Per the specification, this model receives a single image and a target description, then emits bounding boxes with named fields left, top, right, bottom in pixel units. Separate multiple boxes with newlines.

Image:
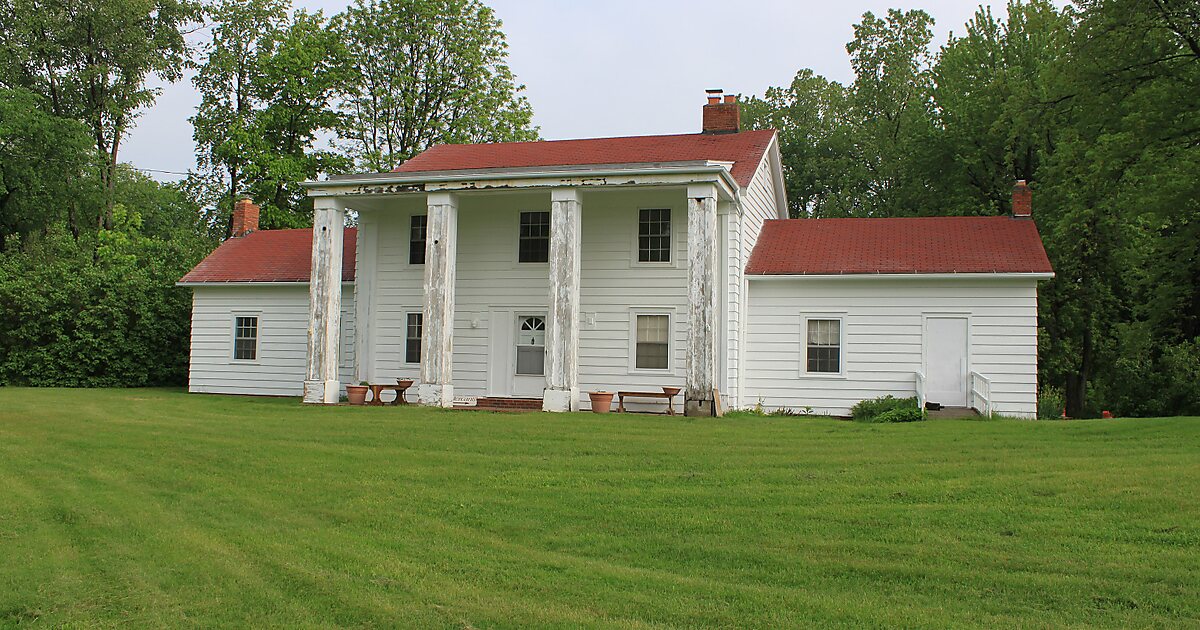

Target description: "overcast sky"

left=124, top=0, right=1023, bottom=180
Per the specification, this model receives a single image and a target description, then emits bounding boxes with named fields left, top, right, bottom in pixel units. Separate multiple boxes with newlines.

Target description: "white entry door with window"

left=925, top=316, right=969, bottom=407
left=512, top=314, right=546, bottom=397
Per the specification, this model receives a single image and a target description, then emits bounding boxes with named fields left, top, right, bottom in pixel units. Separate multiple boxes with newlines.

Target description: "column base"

left=303, top=379, right=341, bottom=404
left=685, top=398, right=716, bottom=417
left=542, top=387, right=579, bottom=412
left=418, top=383, right=454, bottom=407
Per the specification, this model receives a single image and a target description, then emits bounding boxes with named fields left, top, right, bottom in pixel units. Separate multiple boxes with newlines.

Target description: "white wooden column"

left=685, top=183, right=719, bottom=416
left=543, top=188, right=582, bottom=412
left=353, top=212, right=378, bottom=383
left=418, top=192, right=458, bottom=407
left=303, top=197, right=346, bottom=404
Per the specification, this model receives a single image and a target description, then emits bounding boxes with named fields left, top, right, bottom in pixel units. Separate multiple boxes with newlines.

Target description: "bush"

left=870, top=406, right=925, bottom=423
left=851, top=395, right=921, bottom=422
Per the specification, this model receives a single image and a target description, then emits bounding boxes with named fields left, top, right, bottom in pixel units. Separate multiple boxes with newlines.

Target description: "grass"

left=0, top=388, right=1197, bottom=628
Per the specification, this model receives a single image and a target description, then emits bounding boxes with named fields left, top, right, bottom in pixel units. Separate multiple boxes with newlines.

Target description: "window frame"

left=408, top=214, right=427, bottom=266
left=633, top=207, right=674, bottom=266
left=231, top=313, right=261, bottom=363
left=517, top=210, right=551, bottom=264
left=800, top=314, right=847, bottom=377
left=627, top=309, right=674, bottom=374
left=404, top=312, right=422, bottom=364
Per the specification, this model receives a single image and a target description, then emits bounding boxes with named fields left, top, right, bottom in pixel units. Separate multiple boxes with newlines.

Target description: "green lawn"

left=0, top=389, right=1196, bottom=628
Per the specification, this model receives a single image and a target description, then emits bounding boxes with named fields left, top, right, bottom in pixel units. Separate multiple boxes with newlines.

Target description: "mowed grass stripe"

left=0, top=388, right=1196, bottom=627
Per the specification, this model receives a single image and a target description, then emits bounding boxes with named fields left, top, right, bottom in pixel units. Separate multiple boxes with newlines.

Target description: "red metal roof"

left=746, top=217, right=1053, bottom=275
left=393, top=130, right=776, bottom=187
left=179, top=228, right=356, bottom=284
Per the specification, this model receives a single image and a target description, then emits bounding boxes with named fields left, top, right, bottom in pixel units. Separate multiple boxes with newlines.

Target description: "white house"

left=179, top=91, right=1054, bottom=417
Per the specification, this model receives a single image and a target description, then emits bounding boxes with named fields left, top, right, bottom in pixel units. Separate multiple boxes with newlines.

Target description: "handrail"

left=914, top=371, right=926, bottom=411
left=969, top=371, right=992, bottom=416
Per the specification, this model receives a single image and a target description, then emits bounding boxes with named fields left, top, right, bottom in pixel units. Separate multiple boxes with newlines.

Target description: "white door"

left=926, top=317, right=968, bottom=407
left=512, top=314, right=546, bottom=397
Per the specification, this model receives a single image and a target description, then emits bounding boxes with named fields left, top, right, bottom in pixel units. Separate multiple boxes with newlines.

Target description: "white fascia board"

left=746, top=272, right=1055, bottom=281
left=304, top=162, right=740, bottom=200
left=176, top=281, right=357, bottom=287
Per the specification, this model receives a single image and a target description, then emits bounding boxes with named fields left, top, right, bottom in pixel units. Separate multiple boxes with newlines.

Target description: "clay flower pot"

left=660, top=386, right=682, bottom=397
left=346, top=384, right=369, bottom=406
left=589, top=391, right=614, bottom=413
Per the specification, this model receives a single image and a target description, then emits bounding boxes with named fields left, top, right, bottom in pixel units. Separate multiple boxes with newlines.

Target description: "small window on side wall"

left=638, top=208, right=671, bottom=262
left=806, top=318, right=841, bottom=373
left=409, top=215, right=427, bottom=265
left=234, top=316, right=258, bottom=361
left=518, top=211, right=550, bottom=263
left=635, top=314, right=670, bottom=370
left=405, top=313, right=422, bottom=363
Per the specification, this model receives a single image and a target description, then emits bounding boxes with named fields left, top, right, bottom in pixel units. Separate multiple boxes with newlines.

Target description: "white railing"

left=969, top=371, right=992, bottom=416
left=915, top=371, right=926, bottom=411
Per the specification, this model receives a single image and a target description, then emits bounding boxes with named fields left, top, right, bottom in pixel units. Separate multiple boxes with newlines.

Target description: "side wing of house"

left=742, top=277, right=1040, bottom=417
left=187, top=285, right=355, bottom=397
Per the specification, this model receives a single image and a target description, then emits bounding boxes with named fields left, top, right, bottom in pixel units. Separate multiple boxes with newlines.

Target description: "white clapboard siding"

left=370, top=188, right=702, bottom=411
left=187, top=285, right=355, bottom=397
left=743, top=277, right=1040, bottom=417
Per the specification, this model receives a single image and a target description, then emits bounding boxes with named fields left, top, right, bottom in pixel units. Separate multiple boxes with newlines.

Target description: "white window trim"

left=799, top=312, right=847, bottom=378
left=630, top=207, right=678, bottom=268
left=515, top=209, right=551, bottom=266
left=230, top=312, right=262, bottom=364
left=404, top=311, right=422, bottom=365
left=628, top=308, right=676, bottom=375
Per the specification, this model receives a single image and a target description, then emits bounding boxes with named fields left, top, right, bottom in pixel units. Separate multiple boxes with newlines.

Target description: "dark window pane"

left=806, top=347, right=840, bottom=373
left=234, top=316, right=257, bottom=360
left=518, top=211, right=550, bottom=263
left=405, top=313, right=422, bottom=363
left=516, top=346, right=544, bottom=375
left=409, top=215, right=427, bottom=265
left=638, top=208, right=670, bottom=262
left=635, top=342, right=669, bottom=370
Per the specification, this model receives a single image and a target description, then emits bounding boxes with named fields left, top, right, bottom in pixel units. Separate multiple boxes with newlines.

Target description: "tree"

left=334, top=0, right=537, bottom=172
left=0, top=0, right=201, bottom=229
left=0, top=88, right=96, bottom=249
left=193, top=2, right=350, bottom=230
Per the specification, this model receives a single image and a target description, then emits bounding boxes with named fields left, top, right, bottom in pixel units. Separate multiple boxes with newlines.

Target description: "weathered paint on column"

left=353, top=213, right=377, bottom=383
left=543, top=188, right=582, bottom=412
left=418, top=192, right=457, bottom=407
left=303, top=197, right=346, bottom=404
left=685, top=184, right=719, bottom=416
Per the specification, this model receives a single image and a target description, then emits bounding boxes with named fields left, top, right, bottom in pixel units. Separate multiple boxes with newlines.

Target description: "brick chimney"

left=1012, top=180, right=1032, bottom=218
left=231, top=196, right=260, bottom=237
left=702, top=89, right=740, bottom=134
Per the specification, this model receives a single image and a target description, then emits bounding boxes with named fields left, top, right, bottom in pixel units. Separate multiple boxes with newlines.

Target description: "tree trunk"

left=1065, top=325, right=1093, bottom=417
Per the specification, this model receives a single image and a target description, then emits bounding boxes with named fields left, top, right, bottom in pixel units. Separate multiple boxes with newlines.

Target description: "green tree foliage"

left=0, top=88, right=96, bottom=249
left=192, top=0, right=348, bottom=231
left=745, top=0, right=1200, bottom=416
left=334, top=0, right=538, bottom=172
left=0, top=0, right=201, bottom=228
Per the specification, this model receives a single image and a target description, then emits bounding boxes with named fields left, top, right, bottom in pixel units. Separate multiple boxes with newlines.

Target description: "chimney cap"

left=705, top=88, right=723, bottom=95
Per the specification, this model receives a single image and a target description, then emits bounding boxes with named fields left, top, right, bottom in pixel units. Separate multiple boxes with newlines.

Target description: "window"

left=409, top=214, right=427, bottom=265
left=405, top=313, right=422, bottom=364
left=635, top=314, right=670, bottom=370
left=638, top=208, right=671, bottom=262
left=518, top=211, right=550, bottom=263
left=234, top=316, right=258, bottom=361
left=806, top=318, right=841, bottom=373
left=516, top=315, right=545, bottom=375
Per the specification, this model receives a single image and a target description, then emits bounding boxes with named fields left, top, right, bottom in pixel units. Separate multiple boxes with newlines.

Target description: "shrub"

left=851, top=395, right=920, bottom=421
left=870, top=406, right=925, bottom=423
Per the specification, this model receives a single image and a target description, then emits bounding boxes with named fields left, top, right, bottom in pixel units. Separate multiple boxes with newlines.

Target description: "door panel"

left=926, top=317, right=968, bottom=407
left=512, top=314, right=546, bottom=397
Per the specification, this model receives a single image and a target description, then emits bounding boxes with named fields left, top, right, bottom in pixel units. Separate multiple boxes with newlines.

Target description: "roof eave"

left=746, top=272, right=1056, bottom=280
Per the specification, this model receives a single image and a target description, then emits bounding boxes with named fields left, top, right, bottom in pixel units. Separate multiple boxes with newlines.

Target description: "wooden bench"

left=617, top=390, right=679, bottom=415
left=367, top=381, right=413, bottom=406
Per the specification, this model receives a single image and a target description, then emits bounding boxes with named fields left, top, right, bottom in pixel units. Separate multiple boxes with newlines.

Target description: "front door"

left=926, top=317, right=968, bottom=407
left=512, top=314, right=546, bottom=397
